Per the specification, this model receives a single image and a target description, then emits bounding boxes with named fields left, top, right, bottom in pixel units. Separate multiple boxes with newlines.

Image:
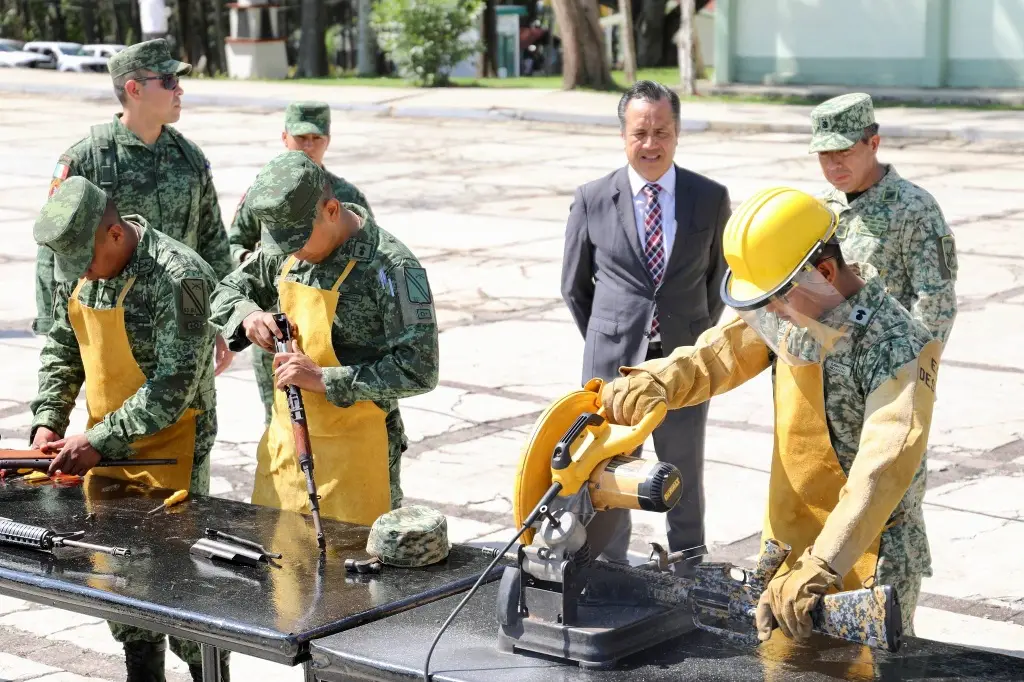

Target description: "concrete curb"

left=5, top=80, right=1024, bottom=143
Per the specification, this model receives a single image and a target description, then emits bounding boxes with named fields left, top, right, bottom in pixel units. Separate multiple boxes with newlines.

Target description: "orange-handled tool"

left=147, top=490, right=188, bottom=515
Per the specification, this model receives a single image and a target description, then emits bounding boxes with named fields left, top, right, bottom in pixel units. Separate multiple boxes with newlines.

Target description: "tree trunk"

left=635, top=0, right=665, bottom=68
left=296, top=0, right=328, bottom=77
left=210, top=0, right=226, bottom=74
left=175, top=0, right=190, bottom=61
left=551, top=0, right=612, bottom=91
left=618, top=0, right=637, bottom=84
left=356, top=0, right=374, bottom=75
left=477, top=0, right=497, bottom=78
left=676, top=0, right=694, bottom=95
left=80, top=0, right=96, bottom=43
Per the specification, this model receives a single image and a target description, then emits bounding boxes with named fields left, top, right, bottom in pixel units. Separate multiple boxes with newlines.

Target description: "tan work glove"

left=755, top=548, right=841, bottom=642
left=599, top=372, right=668, bottom=426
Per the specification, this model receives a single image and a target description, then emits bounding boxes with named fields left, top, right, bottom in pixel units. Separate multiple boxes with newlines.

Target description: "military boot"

left=188, top=659, right=230, bottom=682
left=123, top=639, right=166, bottom=682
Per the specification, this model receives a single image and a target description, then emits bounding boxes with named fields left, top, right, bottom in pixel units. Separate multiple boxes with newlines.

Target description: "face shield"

left=722, top=250, right=854, bottom=366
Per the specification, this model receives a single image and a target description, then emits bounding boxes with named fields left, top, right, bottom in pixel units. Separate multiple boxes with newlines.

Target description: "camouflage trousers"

left=108, top=409, right=230, bottom=672
left=252, top=346, right=275, bottom=427
left=875, top=553, right=925, bottom=637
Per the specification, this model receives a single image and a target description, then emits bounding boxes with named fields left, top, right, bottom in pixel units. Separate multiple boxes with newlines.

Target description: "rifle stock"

left=273, top=313, right=326, bottom=550
left=691, top=538, right=902, bottom=652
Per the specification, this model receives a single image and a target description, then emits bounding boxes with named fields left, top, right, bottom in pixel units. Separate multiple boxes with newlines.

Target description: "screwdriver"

left=147, top=490, right=188, bottom=515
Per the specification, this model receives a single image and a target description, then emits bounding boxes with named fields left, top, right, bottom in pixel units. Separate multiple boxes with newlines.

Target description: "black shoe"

left=124, top=640, right=167, bottom=682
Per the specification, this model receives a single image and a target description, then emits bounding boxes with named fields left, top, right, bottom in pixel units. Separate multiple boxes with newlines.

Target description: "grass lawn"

left=293, top=66, right=684, bottom=91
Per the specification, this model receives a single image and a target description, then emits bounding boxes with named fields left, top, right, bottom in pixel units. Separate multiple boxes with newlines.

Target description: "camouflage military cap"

left=808, top=93, right=875, bottom=153
left=285, top=101, right=331, bottom=136
left=108, top=38, right=191, bottom=80
left=247, top=150, right=327, bottom=255
left=365, top=505, right=451, bottom=568
left=33, top=176, right=107, bottom=282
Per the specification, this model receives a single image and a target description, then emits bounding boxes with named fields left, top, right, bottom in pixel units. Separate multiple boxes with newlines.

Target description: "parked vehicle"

left=82, top=44, right=126, bottom=59
left=0, top=43, right=51, bottom=68
left=21, top=41, right=109, bottom=72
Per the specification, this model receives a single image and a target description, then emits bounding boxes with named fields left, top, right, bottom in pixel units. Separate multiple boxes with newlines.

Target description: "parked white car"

left=83, top=44, right=126, bottom=59
left=0, top=43, right=51, bottom=68
left=21, top=41, right=109, bottom=73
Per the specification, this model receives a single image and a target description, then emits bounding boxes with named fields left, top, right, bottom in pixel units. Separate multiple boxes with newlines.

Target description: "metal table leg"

left=201, top=643, right=223, bottom=682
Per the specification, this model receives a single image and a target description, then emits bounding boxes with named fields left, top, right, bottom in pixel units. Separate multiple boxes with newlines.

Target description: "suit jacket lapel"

left=612, top=167, right=649, bottom=278
left=665, top=165, right=697, bottom=276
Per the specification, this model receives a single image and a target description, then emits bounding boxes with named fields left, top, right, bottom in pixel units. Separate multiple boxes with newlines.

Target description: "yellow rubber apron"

left=762, top=362, right=880, bottom=591
left=251, top=256, right=391, bottom=526
left=69, top=276, right=197, bottom=492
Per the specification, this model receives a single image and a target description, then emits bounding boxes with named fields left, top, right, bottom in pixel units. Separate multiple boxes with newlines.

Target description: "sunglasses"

left=134, top=73, right=179, bottom=90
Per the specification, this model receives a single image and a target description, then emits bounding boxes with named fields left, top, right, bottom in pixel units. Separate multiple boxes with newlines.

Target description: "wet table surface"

left=307, top=581, right=1024, bottom=681
left=0, top=476, right=504, bottom=664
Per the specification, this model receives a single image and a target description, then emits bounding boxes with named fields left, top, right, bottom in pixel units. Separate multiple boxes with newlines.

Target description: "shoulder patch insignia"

left=48, top=160, right=70, bottom=197
left=352, top=241, right=373, bottom=260
left=881, top=187, right=899, bottom=203
left=937, top=235, right=956, bottom=279
left=404, top=267, right=432, bottom=304
left=396, top=266, right=435, bottom=326
left=849, top=305, right=873, bottom=326
left=176, top=277, right=210, bottom=337
left=834, top=219, right=849, bottom=241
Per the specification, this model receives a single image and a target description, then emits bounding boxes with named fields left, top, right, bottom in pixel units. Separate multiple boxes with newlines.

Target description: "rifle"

left=487, top=537, right=902, bottom=652
left=0, top=517, right=131, bottom=558
left=273, top=313, right=326, bottom=551
left=0, top=449, right=176, bottom=472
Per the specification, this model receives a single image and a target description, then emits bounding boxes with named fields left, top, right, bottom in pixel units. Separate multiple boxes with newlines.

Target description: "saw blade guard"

left=513, top=378, right=667, bottom=544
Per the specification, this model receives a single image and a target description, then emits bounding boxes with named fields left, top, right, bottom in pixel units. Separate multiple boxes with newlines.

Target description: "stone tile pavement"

left=0, top=89, right=1021, bottom=681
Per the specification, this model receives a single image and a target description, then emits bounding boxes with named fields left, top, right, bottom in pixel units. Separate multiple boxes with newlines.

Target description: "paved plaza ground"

left=0, top=81, right=1022, bottom=681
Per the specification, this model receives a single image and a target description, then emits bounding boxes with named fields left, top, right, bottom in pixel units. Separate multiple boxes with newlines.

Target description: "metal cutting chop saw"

left=495, top=378, right=702, bottom=668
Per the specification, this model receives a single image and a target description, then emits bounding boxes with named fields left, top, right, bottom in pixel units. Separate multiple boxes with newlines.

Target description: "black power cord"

left=422, top=482, right=563, bottom=682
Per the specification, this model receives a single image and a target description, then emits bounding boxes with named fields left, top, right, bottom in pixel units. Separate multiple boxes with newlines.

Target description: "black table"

left=0, top=476, right=505, bottom=681
left=305, top=581, right=1024, bottom=682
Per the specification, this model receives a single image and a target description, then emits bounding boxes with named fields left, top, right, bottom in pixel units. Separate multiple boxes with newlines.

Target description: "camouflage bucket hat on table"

left=33, top=176, right=108, bottom=282
left=108, top=38, right=191, bottom=80
left=808, top=92, right=875, bottom=153
left=365, top=505, right=451, bottom=568
left=285, top=101, right=331, bottom=136
left=247, top=150, right=327, bottom=256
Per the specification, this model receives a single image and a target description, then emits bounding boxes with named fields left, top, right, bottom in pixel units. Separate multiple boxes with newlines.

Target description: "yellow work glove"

left=599, top=372, right=667, bottom=426
left=755, top=548, right=841, bottom=642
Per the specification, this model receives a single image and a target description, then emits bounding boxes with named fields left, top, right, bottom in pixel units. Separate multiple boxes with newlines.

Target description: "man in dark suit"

left=560, top=80, right=731, bottom=575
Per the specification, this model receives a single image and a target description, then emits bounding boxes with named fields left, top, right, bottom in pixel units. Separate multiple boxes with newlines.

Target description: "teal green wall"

left=715, top=0, right=1024, bottom=88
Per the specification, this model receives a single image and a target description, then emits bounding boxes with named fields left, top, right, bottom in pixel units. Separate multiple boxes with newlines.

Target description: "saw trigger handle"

left=551, top=412, right=604, bottom=470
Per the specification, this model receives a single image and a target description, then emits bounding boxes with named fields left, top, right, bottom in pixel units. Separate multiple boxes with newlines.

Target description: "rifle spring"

left=0, top=518, right=50, bottom=549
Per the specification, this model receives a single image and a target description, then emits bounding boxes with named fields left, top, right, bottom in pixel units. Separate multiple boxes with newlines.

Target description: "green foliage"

left=371, top=0, right=484, bottom=87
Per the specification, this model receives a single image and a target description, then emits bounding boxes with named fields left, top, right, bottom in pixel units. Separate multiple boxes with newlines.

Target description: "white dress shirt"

left=628, top=164, right=677, bottom=260
left=627, top=164, right=677, bottom=344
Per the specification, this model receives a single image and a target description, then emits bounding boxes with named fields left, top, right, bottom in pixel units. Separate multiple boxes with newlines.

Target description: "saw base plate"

left=495, top=565, right=697, bottom=669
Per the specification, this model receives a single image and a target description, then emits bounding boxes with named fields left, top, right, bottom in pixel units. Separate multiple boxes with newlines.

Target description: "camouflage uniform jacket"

left=30, top=218, right=218, bottom=460
left=209, top=204, right=439, bottom=415
left=228, top=168, right=374, bottom=266
left=638, top=271, right=936, bottom=578
left=822, top=164, right=958, bottom=344
left=35, top=114, right=233, bottom=334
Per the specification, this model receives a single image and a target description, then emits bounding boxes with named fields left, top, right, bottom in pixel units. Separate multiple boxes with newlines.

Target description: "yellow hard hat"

left=720, top=187, right=839, bottom=310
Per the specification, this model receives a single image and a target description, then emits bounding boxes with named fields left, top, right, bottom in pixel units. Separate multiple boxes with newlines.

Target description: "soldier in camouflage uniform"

left=36, top=39, right=236, bottom=373
left=601, top=187, right=940, bottom=640
left=28, top=176, right=229, bottom=682
left=210, top=151, right=437, bottom=516
left=810, top=93, right=958, bottom=344
left=228, top=101, right=374, bottom=425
